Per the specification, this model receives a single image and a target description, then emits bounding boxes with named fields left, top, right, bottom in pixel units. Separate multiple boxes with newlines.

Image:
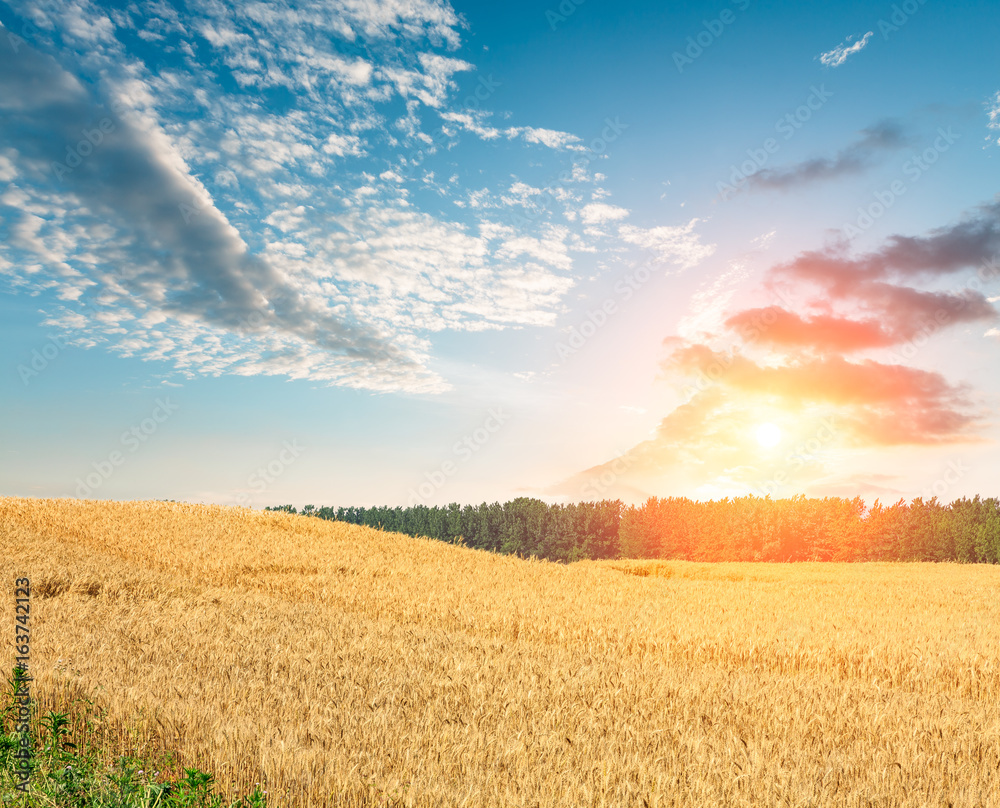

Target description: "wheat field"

left=2, top=497, right=999, bottom=807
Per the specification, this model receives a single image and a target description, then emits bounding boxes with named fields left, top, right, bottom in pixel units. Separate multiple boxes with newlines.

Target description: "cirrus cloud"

left=818, top=31, right=873, bottom=67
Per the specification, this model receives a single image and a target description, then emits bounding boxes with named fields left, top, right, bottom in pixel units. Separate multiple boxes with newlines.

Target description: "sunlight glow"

left=756, top=422, right=782, bottom=448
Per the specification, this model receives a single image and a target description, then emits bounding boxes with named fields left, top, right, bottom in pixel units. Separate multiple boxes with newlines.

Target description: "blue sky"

left=2, top=0, right=999, bottom=508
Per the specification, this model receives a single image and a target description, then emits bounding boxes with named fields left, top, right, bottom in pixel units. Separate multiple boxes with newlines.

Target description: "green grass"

left=0, top=667, right=270, bottom=808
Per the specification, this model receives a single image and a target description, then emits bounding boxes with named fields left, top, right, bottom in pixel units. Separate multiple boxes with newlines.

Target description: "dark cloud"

left=746, top=120, right=909, bottom=192
left=570, top=135, right=1000, bottom=493
left=863, top=282, right=996, bottom=333
left=774, top=200, right=1000, bottom=291
left=0, top=35, right=419, bottom=377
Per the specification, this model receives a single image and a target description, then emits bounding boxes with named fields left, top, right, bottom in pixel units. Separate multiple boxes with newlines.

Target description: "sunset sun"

left=756, top=423, right=783, bottom=448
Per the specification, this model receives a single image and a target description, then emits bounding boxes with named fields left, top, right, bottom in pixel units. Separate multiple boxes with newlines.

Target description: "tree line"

left=265, top=494, right=1000, bottom=564
left=266, top=498, right=620, bottom=562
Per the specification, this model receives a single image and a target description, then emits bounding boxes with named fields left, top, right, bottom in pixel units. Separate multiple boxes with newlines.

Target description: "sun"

left=756, top=422, right=782, bottom=448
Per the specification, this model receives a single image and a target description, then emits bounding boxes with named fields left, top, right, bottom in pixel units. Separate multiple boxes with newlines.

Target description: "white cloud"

left=618, top=219, right=716, bottom=270
left=675, top=261, right=750, bottom=343
left=264, top=206, right=308, bottom=233
left=580, top=203, right=629, bottom=225
left=322, top=132, right=366, bottom=157
left=439, top=110, right=502, bottom=140
left=509, top=126, right=586, bottom=151
left=380, top=54, right=472, bottom=109
left=495, top=229, right=574, bottom=271
left=0, top=150, right=18, bottom=182
left=0, top=0, right=638, bottom=394
left=819, top=31, right=873, bottom=67
left=988, top=91, right=1000, bottom=146
left=751, top=229, right=777, bottom=249
left=0, top=34, right=445, bottom=392
left=499, top=181, right=548, bottom=209
left=59, top=0, right=117, bottom=46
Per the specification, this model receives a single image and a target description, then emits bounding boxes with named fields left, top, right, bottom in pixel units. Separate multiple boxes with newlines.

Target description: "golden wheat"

left=2, top=496, right=999, bottom=807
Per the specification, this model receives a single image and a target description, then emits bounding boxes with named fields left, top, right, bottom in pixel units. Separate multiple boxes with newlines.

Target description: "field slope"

left=2, top=497, right=1000, bottom=807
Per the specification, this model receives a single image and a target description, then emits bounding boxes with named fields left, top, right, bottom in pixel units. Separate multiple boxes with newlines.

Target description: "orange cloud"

left=726, top=285, right=995, bottom=352
left=725, top=307, right=893, bottom=351
left=665, top=345, right=978, bottom=445
left=566, top=196, right=998, bottom=501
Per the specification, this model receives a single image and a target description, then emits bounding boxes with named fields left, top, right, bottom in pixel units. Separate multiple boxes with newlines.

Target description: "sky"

left=1, top=0, right=999, bottom=509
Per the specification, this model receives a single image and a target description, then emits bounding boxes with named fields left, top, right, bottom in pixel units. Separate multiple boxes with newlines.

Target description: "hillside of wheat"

left=2, top=497, right=1000, bottom=807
